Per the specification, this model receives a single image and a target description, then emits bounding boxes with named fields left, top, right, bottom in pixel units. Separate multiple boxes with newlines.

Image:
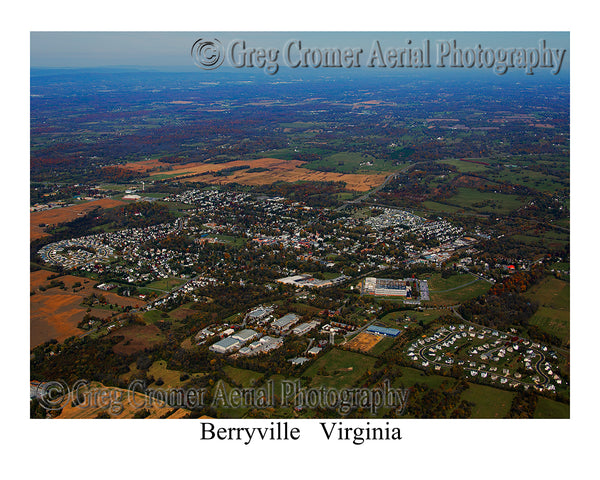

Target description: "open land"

left=122, top=157, right=387, bottom=192
left=31, top=198, right=125, bottom=241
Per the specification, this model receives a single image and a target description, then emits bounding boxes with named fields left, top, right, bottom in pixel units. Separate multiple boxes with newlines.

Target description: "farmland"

left=122, top=157, right=387, bottom=192
left=30, top=270, right=145, bottom=349
left=31, top=198, right=125, bottom=241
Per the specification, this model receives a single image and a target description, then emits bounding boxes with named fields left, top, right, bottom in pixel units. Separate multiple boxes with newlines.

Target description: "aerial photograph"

left=29, top=32, right=570, bottom=420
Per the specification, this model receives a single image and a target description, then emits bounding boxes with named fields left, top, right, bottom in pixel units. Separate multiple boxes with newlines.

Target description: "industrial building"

left=292, top=321, right=319, bottom=336
left=240, top=336, right=284, bottom=356
left=366, top=325, right=401, bottom=337
left=246, top=305, right=274, bottom=322
left=362, top=277, right=414, bottom=297
left=209, top=337, right=242, bottom=354
left=272, top=313, right=301, bottom=332
left=232, top=329, right=259, bottom=343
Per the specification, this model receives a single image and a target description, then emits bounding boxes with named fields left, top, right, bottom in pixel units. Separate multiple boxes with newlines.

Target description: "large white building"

left=209, top=337, right=242, bottom=354
left=272, top=313, right=301, bottom=332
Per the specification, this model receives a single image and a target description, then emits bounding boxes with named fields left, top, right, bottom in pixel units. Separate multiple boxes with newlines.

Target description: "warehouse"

left=292, top=321, right=319, bottom=336
left=366, top=325, right=401, bottom=337
left=232, top=328, right=260, bottom=343
left=209, top=337, right=242, bottom=354
left=272, top=313, right=301, bottom=332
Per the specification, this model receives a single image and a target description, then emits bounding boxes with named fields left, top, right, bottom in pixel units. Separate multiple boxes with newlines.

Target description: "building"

left=290, top=357, right=310, bottom=365
left=362, top=277, right=413, bottom=297
left=307, top=346, right=322, bottom=356
left=292, top=321, right=319, bottom=336
left=232, top=329, right=259, bottom=343
left=366, top=325, right=401, bottom=337
left=246, top=305, right=274, bottom=322
left=272, top=313, right=301, bottom=332
left=209, top=337, right=241, bottom=354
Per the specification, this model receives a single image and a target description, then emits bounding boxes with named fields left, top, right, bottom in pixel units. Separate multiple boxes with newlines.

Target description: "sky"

left=30, top=32, right=569, bottom=77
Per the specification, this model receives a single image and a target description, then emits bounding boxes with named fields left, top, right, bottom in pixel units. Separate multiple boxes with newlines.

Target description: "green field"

left=422, top=273, right=491, bottom=305
left=524, top=276, right=570, bottom=344
left=301, top=151, right=399, bottom=174
left=367, top=336, right=396, bottom=356
left=421, top=201, right=465, bottom=214
left=143, top=309, right=169, bottom=323
left=439, top=158, right=493, bottom=173
left=460, top=383, right=516, bottom=418
left=533, top=397, right=570, bottom=418
left=444, top=187, right=526, bottom=214
left=303, top=348, right=376, bottom=389
left=145, top=277, right=186, bottom=292
left=392, top=366, right=450, bottom=390
left=222, top=366, right=264, bottom=388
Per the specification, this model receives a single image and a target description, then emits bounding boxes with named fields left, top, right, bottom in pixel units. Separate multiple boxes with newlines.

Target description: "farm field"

left=30, top=198, right=125, bottom=241
left=303, top=348, right=376, bottom=389
left=30, top=270, right=146, bottom=349
left=55, top=382, right=190, bottom=419
left=122, top=157, right=387, bottom=192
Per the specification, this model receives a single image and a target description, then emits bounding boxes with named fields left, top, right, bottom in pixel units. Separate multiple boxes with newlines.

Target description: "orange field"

left=30, top=198, right=125, bottom=241
left=30, top=270, right=146, bottom=349
left=54, top=383, right=191, bottom=419
left=345, top=332, right=383, bottom=353
left=122, top=157, right=387, bottom=192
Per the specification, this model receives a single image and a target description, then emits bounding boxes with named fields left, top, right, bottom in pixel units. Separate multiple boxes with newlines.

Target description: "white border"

left=5, top=1, right=598, bottom=478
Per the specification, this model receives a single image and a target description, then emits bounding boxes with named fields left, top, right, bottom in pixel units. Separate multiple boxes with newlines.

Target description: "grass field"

left=524, top=276, right=570, bottom=344
left=223, top=366, right=264, bottom=387
left=303, top=348, right=376, bottom=389
left=109, top=324, right=165, bottom=355
left=301, top=152, right=399, bottom=174
left=422, top=273, right=491, bottom=305
left=533, top=397, right=570, bottom=418
left=439, top=158, right=493, bottom=173
left=145, top=277, right=186, bottom=291
left=367, top=336, right=396, bottom=356
left=392, top=366, right=450, bottom=390
left=460, top=383, right=516, bottom=418
left=444, top=187, right=526, bottom=214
